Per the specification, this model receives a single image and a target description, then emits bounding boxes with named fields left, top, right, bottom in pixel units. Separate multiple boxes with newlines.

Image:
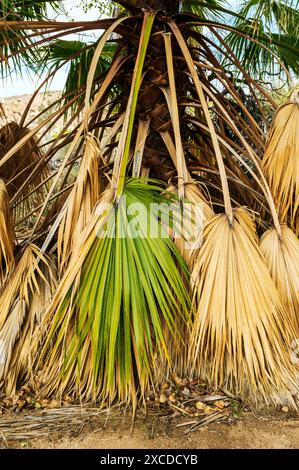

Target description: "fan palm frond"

left=262, top=89, right=299, bottom=226
left=58, top=133, right=101, bottom=271
left=226, top=0, right=299, bottom=76
left=0, top=0, right=62, bottom=74
left=0, top=244, right=56, bottom=392
left=0, top=179, right=14, bottom=283
left=38, top=180, right=190, bottom=405
left=260, top=225, right=299, bottom=335
left=0, top=122, right=48, bottom=221
left=181, top=0, right=228, bottom=18
left=190, top=208, right=299, bottom=407
left=38, top=40, right=117, bottom=112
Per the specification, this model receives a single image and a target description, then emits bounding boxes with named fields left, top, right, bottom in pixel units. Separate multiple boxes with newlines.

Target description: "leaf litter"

left=0, top=374, right=295, bottom=442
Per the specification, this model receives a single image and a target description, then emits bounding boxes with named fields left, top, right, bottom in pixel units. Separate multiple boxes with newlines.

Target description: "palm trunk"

left=116, top=0, right=181, bottom=13
left=114, top=5, right=190, bottom=181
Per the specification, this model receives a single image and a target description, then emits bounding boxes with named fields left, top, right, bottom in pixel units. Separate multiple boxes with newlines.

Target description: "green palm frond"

left=225, top=19, right=299, bottom=76
left=0, top=0, right=63, bottom=75
left=181, top=0, right=228, bottom=18
left=39, top=39, right=117, bottom=109
left=38, top=179, right=190, bottom=405
left=0, top=0, right=62, bottom=20
left=225, top=0, right=299, bottom=76
left=238, top=0, right=299, bottom=35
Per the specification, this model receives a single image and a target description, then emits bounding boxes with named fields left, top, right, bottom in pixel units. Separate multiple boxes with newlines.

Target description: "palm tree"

left=0, top=0, right=299, bottom=408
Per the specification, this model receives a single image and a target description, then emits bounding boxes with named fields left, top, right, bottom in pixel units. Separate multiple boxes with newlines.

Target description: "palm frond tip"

left=0, top=179, right=14, bottom=283
left=260, top=225, right=299, bottom=336
left=58, top=133, right=101, bottom=271
left=262, top=90, right=299, bottom=225
left=0, top=244, right=56, bottom=394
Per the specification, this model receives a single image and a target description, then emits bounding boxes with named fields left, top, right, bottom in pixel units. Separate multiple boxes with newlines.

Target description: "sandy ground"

left=14, top=412, right=299, bottom=449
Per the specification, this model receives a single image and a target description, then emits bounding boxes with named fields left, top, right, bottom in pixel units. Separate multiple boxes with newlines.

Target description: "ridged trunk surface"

left=117, top=8, right=190, bottom=181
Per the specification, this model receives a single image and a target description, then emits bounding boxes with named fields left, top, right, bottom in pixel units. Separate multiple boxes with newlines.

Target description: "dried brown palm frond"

left=0, top=244, right=50, bottom=335
left=161, top=33, right=213, bottom=266
left=0, top=102, right=5, bottom=120
left=184, top=183, right=214, bottom=222
left=0, top=122, right=48, bottom=219
left=190, top=208, right=299, bottom=407
left=262, top=89, right=299, bottom=226
left=166, top=181, right=213, bottom=265
left=161, top=132, right=213, bottom=220
left=169, top=26, right=299, bottom=405
left=260, top=225, right=299, bottom=335
left=3, top=265, right=56, bottom=396
left=58, top=133, right=101, bottom=271
left=0, top=179, right=14, bottom=283
left=0, top=244, right=56, bottom=394
left=178, top=27, right=299, bottom=344
left=162, top=135, right=213, bottom=264
left=154, top=34, right=213, bottom=378
left=233, top=128, right=299, bottom=339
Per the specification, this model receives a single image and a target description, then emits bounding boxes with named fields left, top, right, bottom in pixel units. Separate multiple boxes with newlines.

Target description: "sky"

left=0, top=0, right=237, bottom=98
